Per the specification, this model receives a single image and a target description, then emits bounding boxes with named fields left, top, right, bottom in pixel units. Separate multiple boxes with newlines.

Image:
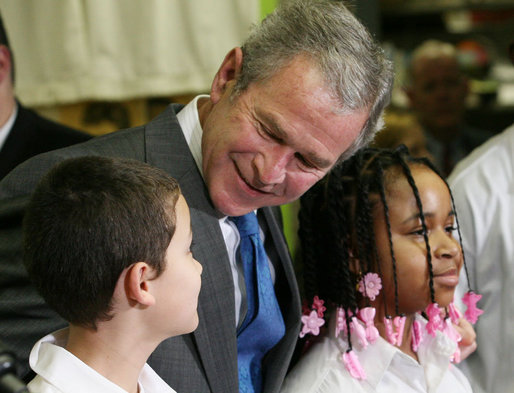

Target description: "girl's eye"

left=409, top=228, right=425, bottom=236
left=445, top=226, right=457, bottom=234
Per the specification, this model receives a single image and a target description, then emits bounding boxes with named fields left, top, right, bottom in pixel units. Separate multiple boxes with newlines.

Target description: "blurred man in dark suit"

left=0, top=12, right=90, bottom=180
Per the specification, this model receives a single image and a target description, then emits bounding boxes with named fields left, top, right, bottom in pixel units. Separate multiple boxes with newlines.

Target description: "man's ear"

left=0, top=45, right=12, bottom=84
left=210, top=47, right=243, bottom=104
left=126, top=262, right=156, bottom=307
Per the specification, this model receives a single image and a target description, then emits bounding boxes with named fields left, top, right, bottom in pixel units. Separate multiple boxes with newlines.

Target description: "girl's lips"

left=434, top=269, right=459, bottom=287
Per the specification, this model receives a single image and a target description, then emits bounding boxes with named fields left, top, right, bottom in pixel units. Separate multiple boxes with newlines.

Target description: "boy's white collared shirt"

left=281, top=314, right=472, bottom=393
left=28, top=328, right=176, bottom=393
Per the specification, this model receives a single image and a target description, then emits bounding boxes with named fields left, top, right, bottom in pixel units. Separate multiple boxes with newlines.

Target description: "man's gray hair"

left=234, top=0, right=394, bottom=162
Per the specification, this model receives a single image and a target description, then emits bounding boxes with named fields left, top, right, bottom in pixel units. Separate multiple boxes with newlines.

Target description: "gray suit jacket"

left=0, top=104, right=301, bottom=393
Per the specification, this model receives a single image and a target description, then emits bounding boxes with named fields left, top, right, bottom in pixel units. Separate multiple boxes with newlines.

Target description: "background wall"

left=1, top=0, right=513, bottom=257
left=0, top=0, right=260, bottom=134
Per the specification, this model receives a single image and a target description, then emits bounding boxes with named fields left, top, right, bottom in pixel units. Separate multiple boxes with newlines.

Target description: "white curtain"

left=0, top=0, right=259, bottom=106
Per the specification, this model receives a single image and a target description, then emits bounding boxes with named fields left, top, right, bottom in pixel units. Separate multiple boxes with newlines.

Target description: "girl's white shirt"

left=281, top=314, right=472, bottom=393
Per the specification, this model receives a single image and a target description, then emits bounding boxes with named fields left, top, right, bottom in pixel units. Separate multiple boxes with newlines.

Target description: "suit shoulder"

left=0, top=125, right=147, bottom=199
left=19, top=105, right=90, bottom=143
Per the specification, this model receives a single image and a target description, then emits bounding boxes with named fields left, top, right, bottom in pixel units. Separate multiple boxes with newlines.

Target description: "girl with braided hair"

left=281, top=146, right=481, bottom=393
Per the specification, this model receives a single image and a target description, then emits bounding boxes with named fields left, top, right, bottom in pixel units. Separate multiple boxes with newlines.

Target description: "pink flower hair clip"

left=299, top=310, right=325, bottom=338
left=342, top=349, right=366, bottom=380
left=462, top=291, right=483, bottom=324
left=393, top=315, right=406, bottom=346
left=425, top=303, right=444, bottom=337
left=350, top=316, right=369, bottom=349
left=358, top=272, right=382, bottom=301
left=312, top=295, right=327, bottom=318
left=358, top=307, right=379, bottom=344
left=383, top=314, right=406, bottom=346
left=299, top=295, right=328, bottom=338
left=411, top=319, right=423, bottom=352
left=335, top=307, right=347, bottom=338
left=384, top=316, right=396, bottom=345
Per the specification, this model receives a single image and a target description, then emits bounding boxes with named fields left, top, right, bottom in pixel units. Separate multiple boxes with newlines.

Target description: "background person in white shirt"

left=448, top=40, right=514, bottom=393
left=449, top=123, right=514, bottom=393
left=22, top=156, right=202, bottom=393
left=282, top=147, right=478, bottom=393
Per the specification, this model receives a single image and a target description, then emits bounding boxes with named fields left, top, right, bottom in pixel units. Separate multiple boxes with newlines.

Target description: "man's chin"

left=212, top=196, right=257, bottom=217
left=214, top=197, right=282, bottom=217
left=219, top=206, right=257, bottom=217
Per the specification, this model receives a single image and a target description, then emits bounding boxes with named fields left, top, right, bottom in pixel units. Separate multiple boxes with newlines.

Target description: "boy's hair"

left=235, top=0, right=394, bottom=162
left=299, top=147, right=470, bottom=324
left=23, top=156, right=181, bottom=329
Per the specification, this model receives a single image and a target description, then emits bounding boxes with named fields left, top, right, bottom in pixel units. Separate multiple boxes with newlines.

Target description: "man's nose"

left=253, top=146, right=291, bottom=187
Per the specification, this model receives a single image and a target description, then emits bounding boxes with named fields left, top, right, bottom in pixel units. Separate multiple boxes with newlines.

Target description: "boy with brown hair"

left=23, top=156, right=202, bottom=393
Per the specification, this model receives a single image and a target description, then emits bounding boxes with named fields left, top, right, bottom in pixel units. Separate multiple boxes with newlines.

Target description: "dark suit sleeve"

left=0, top=104, right=92, bottom=180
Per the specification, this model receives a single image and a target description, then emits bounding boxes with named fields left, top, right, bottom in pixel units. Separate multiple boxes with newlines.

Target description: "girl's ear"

left=348, top=249, right=360, bottom=274
left=210, top=47, right=243, bottom=104
left=126, top=262, right=156, bottom=307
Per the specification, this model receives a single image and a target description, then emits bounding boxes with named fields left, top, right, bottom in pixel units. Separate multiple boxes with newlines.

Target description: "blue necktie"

left=231, top=212, right=285, bottom=393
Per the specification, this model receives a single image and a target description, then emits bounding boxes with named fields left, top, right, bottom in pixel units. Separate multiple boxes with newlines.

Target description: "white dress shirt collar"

left=28, top=328, right=176, bottom=393
left=0, top=102, right=18, bottom=152
left=176, top=94, right=208, bottom=177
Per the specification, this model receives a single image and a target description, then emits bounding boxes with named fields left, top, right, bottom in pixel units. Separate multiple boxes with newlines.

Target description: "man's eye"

left=257, top=122, right=281, bottom=142
left=295, top=153, right=316, bottom=169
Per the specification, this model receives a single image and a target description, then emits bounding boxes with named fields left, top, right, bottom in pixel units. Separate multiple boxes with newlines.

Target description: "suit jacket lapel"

left=145, top=104, right=239, bottom=392
left=260, top=207, right=302, bottom=393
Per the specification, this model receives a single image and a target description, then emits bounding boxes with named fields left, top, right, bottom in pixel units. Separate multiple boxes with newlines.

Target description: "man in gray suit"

left=0, top=1, right=393, bottom=392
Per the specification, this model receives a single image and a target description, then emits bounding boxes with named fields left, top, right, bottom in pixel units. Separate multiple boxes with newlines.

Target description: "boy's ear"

left=126, top=262, right=156, bottom=307
left=210, top=47, right=243, bottom=104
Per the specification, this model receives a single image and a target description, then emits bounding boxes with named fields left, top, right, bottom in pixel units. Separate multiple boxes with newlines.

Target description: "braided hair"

left=298, top=146, right=470, bottom=346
